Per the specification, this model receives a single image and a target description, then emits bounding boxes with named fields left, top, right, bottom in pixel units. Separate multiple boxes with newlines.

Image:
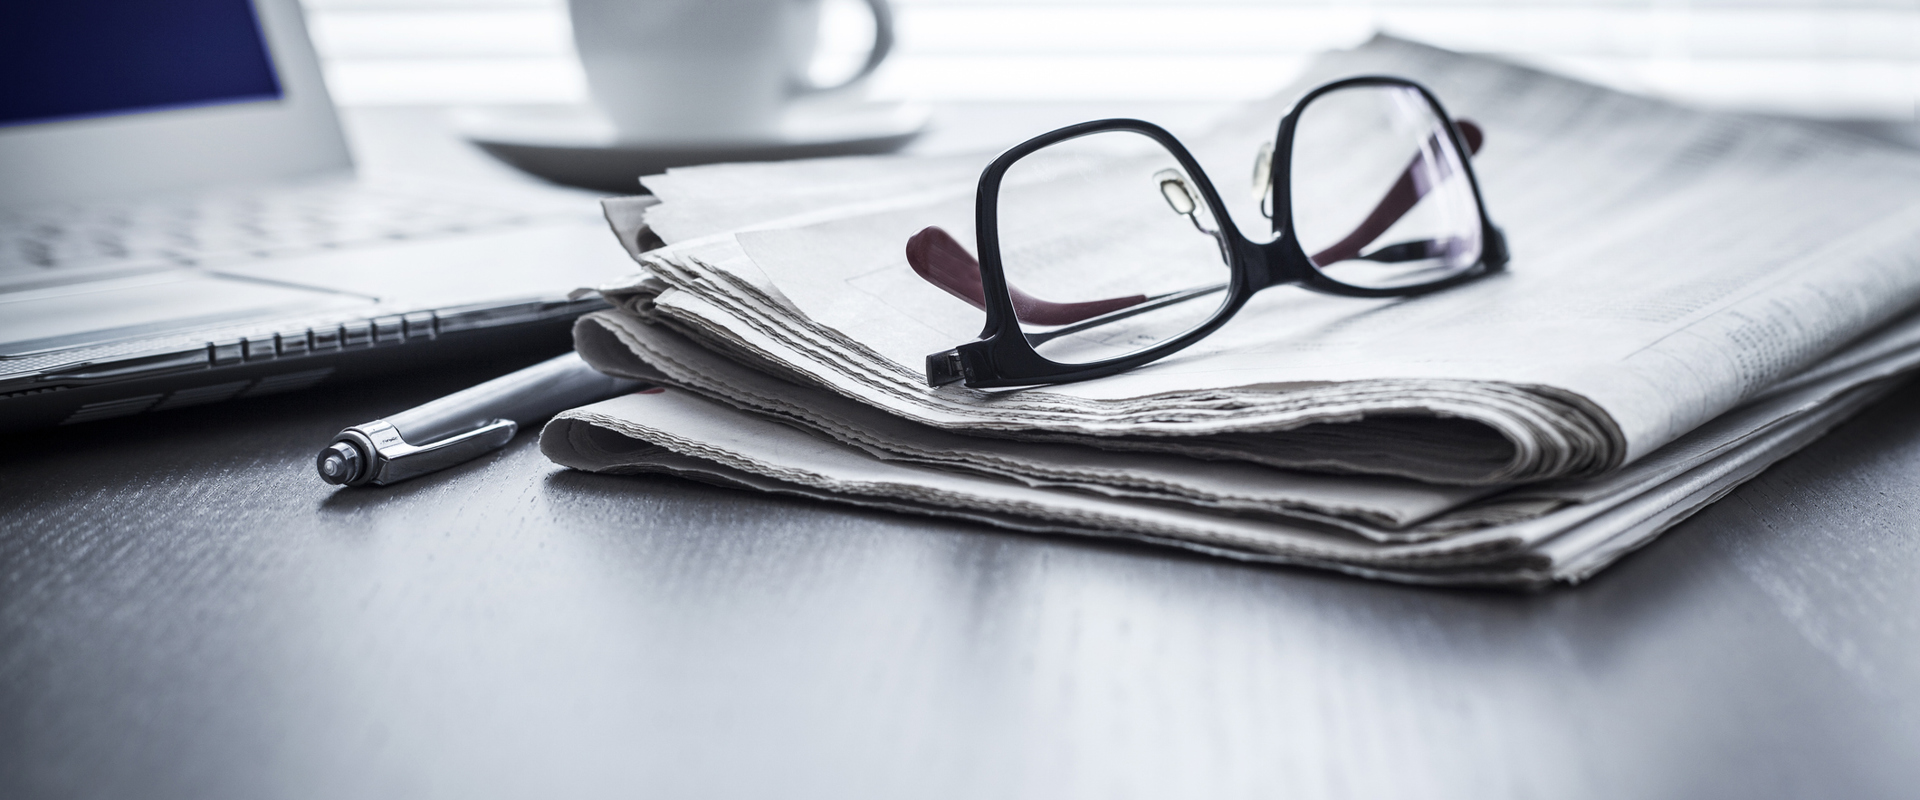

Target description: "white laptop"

left=0, top=0, right=637, bottom=431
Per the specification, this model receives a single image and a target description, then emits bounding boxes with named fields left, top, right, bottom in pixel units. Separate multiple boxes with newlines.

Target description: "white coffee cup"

left=568, top=0, right=894, bottom=143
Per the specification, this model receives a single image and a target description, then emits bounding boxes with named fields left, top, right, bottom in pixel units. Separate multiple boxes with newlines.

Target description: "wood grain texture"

left=3, top=107, right=1917, bottom=800
left=5, top=342, right=1918, bottom=800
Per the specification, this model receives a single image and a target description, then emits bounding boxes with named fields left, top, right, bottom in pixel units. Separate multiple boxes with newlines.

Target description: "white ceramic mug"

left=568, top=0, right=894, bottom=143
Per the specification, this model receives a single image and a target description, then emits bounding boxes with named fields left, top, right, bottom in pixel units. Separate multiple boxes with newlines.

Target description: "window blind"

left=304, top=0, right=1918, bottom=119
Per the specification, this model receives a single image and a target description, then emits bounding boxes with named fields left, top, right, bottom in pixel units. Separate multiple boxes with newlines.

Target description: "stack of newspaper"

left=539, top=37, right=1920, bottom=587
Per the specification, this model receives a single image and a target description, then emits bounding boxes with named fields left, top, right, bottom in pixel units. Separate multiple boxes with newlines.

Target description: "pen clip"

left=345, top=418, right=518, bottom=486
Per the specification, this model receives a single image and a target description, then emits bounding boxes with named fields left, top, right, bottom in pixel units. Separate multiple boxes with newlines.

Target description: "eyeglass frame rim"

left=937, top=74, right=1509, bottom=390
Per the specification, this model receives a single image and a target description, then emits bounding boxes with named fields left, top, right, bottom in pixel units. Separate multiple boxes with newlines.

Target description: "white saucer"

left=456, top=99, right=931, bottom=193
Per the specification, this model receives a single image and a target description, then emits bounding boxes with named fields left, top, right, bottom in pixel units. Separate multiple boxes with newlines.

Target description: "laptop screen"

left=0, top=0, right=282, bottom=128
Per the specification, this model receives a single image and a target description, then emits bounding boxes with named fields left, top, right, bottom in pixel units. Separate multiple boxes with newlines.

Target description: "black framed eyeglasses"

left=908, top=75, right=1508, bottom=389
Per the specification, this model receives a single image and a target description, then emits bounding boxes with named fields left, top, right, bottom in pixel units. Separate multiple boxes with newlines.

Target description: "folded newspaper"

left=540, top=36, right=1920, bottom=587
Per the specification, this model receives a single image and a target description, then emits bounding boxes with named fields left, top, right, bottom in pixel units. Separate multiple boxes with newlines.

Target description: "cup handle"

left=798, top=0, right=894, bottom=93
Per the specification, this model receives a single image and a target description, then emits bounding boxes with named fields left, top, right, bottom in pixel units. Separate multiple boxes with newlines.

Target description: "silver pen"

left=316, top=352, right=644, bottom=487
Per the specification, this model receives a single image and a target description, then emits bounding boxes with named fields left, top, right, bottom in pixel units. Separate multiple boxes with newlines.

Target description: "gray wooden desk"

left=3, top=106, right=1917, bottom=800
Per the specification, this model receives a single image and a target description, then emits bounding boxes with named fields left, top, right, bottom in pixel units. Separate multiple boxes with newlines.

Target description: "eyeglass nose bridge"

left=1244, top=235, right=1314, bottom=292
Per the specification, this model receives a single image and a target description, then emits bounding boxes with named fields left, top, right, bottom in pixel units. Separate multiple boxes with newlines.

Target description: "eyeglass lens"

left=992, top=130, right=1234, bottom=366
left=1289, top=85, right=1484, bottom=291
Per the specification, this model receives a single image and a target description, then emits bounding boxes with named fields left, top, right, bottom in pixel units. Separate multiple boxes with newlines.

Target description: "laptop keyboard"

left=0, top=180, right=567, bottom=278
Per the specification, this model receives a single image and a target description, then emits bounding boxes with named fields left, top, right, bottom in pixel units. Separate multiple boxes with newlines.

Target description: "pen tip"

left=317, top=442, right=363, bottom=485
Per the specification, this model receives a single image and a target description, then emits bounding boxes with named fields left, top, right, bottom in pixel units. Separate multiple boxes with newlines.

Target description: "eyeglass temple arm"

left=906, top=119, right=1484, bottom=327
left=906, top=226, right=1148, bottom=327
left=1307, top=119, right=1484, bottom=267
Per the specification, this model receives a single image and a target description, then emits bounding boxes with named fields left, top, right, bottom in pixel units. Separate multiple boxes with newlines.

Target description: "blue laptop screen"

left=0, top=0, right=282, bottom=128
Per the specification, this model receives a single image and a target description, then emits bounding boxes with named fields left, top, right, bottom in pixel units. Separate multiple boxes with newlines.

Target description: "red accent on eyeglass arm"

left=1457, top=119, right=1485, bottom=154
left=906, top=226, right=1148, bottom=326
left=1309, top=118, right=1484, bottom=266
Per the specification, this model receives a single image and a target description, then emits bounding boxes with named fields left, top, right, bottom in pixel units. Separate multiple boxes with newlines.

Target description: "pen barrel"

left=387, top=352, right=640, bottom=446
